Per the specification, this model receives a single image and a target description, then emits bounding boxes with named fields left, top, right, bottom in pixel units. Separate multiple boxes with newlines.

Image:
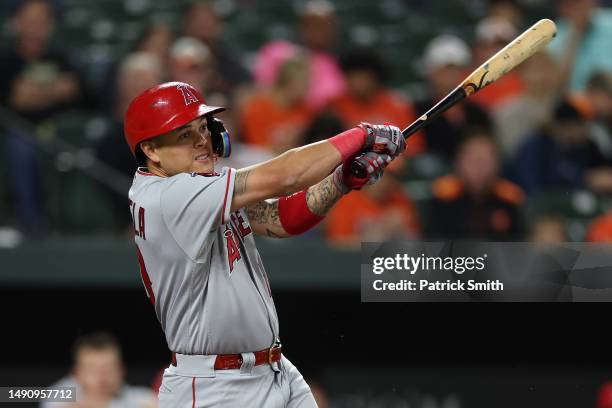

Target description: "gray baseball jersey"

left=128, top=167, right=280, bottom=355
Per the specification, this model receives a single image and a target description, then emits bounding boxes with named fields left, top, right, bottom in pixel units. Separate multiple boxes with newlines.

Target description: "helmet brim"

left=198, top=104, right=226, bottom=117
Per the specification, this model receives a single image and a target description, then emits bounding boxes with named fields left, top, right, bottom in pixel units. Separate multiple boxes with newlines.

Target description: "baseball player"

left=124, top=81, right=405, bottom=407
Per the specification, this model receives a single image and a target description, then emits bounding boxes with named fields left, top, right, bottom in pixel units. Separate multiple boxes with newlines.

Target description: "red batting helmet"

left=124, top=81, right=226, bottom=157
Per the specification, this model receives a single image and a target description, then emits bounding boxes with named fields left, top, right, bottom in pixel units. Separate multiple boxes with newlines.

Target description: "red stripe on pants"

left=192, top=377, right=196, bottom=408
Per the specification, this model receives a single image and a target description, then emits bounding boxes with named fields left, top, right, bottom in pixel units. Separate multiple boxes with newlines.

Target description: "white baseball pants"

left=158, top=353, right=317, bottom=407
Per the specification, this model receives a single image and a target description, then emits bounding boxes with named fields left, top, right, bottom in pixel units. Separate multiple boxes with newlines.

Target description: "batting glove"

left=333, top=151, right=392, bottom=194
left=360, top=122, right=406, bottom=158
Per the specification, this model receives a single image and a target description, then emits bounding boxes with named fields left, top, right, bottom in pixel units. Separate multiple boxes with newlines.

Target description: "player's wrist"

left=332, top=165, right=351, bottom=195
left=327, top=127, right=367, bottom=162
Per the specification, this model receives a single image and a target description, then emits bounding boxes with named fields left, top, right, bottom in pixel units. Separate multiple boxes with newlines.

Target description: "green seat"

left=525, top=189, right=603, bottom=241
left=525, top=189, right=602, bottom=221
left=40, top=115, right=121, bottom=234
left=42, top=162, right=118, bottom=234
left=404, top=154, right=452, bottom=181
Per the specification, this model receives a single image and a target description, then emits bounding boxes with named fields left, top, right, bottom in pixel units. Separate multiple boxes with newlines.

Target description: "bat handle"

left=348, top=117, right=428, bottom=178
left=351, top=124, right=425, bottom=178
left=349, top=87, right=468, bottom=178
left=349, top=155, right=370, bottom=179
left=348, top=124, right=422, bottom=178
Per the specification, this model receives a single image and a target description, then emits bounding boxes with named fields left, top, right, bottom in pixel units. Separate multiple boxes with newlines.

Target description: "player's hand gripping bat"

left=351, top=18, right=557, bottom=178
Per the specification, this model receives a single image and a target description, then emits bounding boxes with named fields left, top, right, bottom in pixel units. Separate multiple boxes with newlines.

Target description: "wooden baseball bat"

left=351, top=18, right=557, bottom=177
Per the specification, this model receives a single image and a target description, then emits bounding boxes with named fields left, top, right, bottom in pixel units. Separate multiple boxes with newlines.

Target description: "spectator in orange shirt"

left=325, top=159, right=421, bottom=247
left=469, top=17, right=525, bottom=110
left=239, top=55, right=313, bottom=154
left=322, top=48, right=424, bottom=155
left=426, top=130, right=525, bottom=240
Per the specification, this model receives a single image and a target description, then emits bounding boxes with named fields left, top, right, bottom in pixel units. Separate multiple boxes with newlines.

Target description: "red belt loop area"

left=171, top=345, right=282, bottom=370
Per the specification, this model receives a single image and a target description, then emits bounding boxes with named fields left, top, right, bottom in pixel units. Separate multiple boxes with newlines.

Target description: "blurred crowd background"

left=2, top=0, right=612, bottom=244
left=1, top=0, right=612, bottom=407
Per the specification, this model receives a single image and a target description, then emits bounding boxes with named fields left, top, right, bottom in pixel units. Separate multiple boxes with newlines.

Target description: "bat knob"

left=350, top=157, right=368, bottom=179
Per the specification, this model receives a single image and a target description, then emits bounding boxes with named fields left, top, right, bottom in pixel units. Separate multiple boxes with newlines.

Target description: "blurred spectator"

left=549, top=0, right=612, bottom=92
left=239, top=55, right=313, bottom=154
left=529, top=215, right=568, bottom=242
left=137, top=23, right=174, bottom=64
left=168, top=37, right=214, bottom=95
left=581, top=73, right=612, bottom=194
left=426, top=131, right=524, bottom=240
left=95, top=52, right=164, bottom=233
left=167, top=36, right=243, bottom=132
left=578, top=72, right=612, bottom=133
left=323, top=48, right=424, bottom=155
left=0, top=0, right=82, bottom=235
left=41, top=332, right=157, bottom=408
left=486, top=0, right=525, bottom=29
left=493, top=52, right=559, bottom=158
left=417, top=35, right=492, bottom=159
left=325, top=160, right=420, bottom=247
left=253, top=0, right=345, bottom=110
left=469, top=17, right=525, bottom=109
left=510, top=99, right=612, bottom=195
left=302, top=111, right=344, bottom=145
left=99, top=23, right=173, bottom=111
left=183, top=1, right=250, bottom=98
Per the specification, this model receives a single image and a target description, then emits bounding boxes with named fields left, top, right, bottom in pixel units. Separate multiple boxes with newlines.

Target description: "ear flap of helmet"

left=209, top=117, right=231, bottom=158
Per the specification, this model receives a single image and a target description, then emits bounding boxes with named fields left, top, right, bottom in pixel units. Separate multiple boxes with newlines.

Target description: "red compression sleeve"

left=328, top=127, right=366, bottom=161
left=278, top=190, right=324, bottom=235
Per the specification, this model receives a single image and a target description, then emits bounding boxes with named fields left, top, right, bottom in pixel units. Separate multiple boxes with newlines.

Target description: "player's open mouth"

left=195, top=153, right=210, bottom=162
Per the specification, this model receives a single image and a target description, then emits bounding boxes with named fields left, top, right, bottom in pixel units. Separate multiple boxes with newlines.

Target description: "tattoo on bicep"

left=234, top=169, right=250, bottom=195
left=246, top=200, right=281, bottom=226
left=306, top=175, right=343, bottom=216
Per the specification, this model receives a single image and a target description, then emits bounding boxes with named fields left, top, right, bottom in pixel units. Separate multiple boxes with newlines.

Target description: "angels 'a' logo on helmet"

left=177, top=84, right=199, bottom=106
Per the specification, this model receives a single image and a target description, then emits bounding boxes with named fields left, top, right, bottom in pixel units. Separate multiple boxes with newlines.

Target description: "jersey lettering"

left=135, top=244, right=155, bottom=305
left=230, top=212, right=253, bottom=239
left=177, top=84, right=199, bottom=105
left=129, top=200, right=146, bottom=240
left=224, top=226, right=241, bottom=272
left=138, top=207, right=146, bottom=240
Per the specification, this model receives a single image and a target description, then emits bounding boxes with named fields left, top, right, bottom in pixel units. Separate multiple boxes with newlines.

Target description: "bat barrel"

left=350, top=18, right=557, bottom=178
left=459, top=18, right=557, bottom=95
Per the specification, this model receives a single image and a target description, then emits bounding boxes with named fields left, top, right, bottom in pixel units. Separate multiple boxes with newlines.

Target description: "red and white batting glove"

left=328, top=122, right=405, bottom=162
left=333, top=151, right=392, bottom=194
left=360, top=122, right=406, bottom=158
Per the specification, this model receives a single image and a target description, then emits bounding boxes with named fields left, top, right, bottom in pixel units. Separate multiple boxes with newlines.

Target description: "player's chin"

left=192, top=159, right=214, bottom=174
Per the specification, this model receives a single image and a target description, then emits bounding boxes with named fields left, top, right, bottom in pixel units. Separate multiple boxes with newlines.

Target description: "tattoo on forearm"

left=246, top=200, right=284, bottom=238
left=234, top=170, right=250, bottom=195
left=246, top=200, right=281, bottom=226
left=265, top=228, right=282, bottom=238
left=306, top=175, right=343, bottom=216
